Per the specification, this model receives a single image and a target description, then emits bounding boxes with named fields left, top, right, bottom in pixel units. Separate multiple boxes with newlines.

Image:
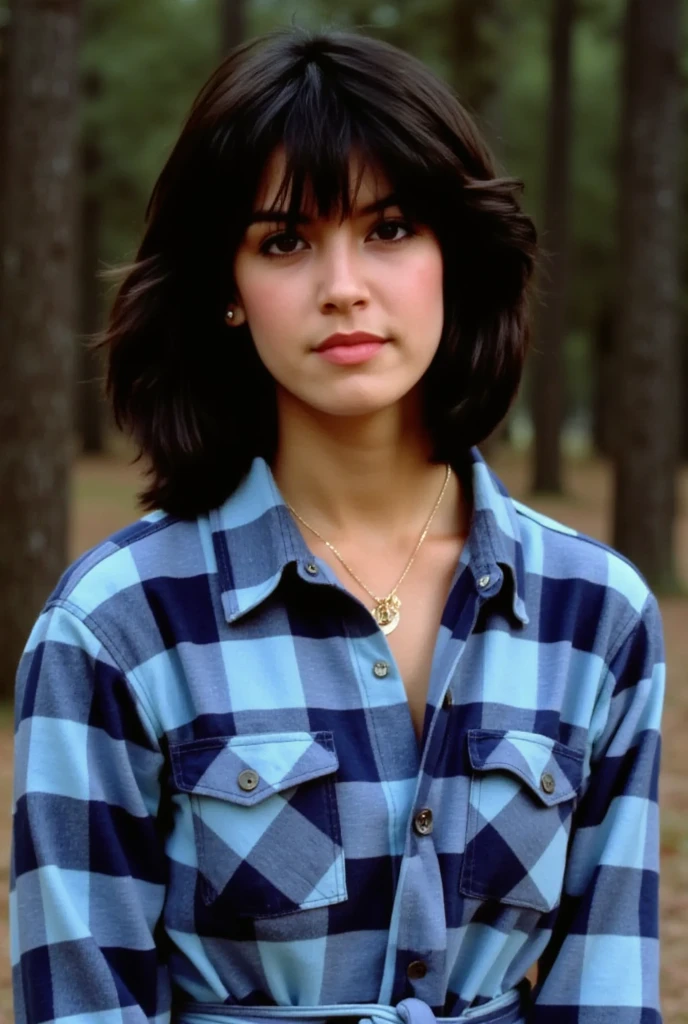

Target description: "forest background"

left=0, top=0, right=686, bottom=1020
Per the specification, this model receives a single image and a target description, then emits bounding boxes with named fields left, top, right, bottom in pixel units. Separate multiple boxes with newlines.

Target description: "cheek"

left=248, top=291, right=282, bottom=339
left=396, top=249, right=444, bottom=319
left=239, top=285, right=309, bottom=374
left=242, top=278, right=292, bottom=331
left=233, top=255, right=302, bottom=340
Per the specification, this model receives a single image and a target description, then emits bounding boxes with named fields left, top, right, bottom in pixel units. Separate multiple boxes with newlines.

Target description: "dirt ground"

left=0, top=449, right=685, bottom=1021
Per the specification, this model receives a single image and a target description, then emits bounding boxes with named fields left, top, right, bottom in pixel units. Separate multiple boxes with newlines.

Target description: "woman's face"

left=232, top=148, right=444, bottom=419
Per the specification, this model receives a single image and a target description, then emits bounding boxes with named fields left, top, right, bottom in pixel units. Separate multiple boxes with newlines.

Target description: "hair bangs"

left=232, top=48, right=444, bottom=230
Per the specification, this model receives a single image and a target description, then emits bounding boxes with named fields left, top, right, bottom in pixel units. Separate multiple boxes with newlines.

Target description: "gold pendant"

left=372, top=595, right=401, bottom=635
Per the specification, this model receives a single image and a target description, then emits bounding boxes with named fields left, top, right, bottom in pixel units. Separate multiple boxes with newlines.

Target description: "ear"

left=224, top=304, right=246, bottom=327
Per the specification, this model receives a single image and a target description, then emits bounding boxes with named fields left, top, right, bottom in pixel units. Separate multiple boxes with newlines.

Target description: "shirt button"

left=373, top=660, right=390, bottom=678
left=407, top=960, right=428, bottom=981
left=413, top=808, right=434, bottom=836
left=305, top=562, right=319, bottom=575
left=540, top=772, right=556, bottom=795
left=442, top=690, right=453, bottom=710
left=238, top=769, right=259, bottom=792
left=477, top=574, right=491, bottom=589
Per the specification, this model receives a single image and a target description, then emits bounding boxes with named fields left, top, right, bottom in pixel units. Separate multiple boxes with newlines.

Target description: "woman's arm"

left=11, top=600, right=171, bottom=1024
left=530, top=593, right=665, bottom=1023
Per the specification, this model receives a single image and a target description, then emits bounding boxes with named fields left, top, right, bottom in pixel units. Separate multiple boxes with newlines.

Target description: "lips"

left=315, top=331, right=387, bottom=352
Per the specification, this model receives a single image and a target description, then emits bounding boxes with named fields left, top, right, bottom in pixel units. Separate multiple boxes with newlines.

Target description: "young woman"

left=11, top=27, right=664, bottom=1024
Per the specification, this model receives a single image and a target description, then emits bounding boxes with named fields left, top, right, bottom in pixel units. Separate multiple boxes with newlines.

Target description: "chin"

left=307, top=385, right=417, bottom=419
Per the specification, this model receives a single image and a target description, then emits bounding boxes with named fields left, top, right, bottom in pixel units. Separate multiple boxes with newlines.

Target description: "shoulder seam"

left=45, top=598, right=163, bottom=742
left=512, top=499, right=651, bottom=587
left=591, top=593, right=657, bottom=760
left=607, top=599, right=647, bottom=666
left=59, top=515, right=177, bottom=601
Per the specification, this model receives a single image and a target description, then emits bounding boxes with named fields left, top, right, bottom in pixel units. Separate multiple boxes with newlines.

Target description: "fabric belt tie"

left=178, top=985, right=525, bottom=1024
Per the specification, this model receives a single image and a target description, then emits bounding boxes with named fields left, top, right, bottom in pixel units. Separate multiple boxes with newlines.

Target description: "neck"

left=271, top=387, right=467, bottom=544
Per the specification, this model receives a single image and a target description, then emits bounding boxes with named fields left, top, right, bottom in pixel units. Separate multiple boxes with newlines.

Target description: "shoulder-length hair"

left=102, top=26, right=537, bottom=518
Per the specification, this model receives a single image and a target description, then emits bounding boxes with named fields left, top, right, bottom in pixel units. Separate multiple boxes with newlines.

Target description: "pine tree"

left=0, top=0, right=82, bottom=694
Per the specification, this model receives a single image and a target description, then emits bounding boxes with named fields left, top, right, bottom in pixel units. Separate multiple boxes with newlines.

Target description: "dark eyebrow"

left=247, top=192, right=401, bottom=227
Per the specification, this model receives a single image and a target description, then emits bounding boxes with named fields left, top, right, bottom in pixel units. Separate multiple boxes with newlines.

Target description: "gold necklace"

left=285, top=464, right=452, bottom=635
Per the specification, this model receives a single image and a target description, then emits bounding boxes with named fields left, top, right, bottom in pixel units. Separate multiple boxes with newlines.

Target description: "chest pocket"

left=170, top=730, right=347, bottom=918
left=459, top=729, right=584, bottom=914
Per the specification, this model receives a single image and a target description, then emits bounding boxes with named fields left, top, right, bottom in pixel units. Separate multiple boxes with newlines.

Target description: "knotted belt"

left=178, top=985, right=526, bottom=1024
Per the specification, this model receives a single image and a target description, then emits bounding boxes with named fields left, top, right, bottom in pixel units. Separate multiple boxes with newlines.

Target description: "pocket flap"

left=170, top=730, right=339, bottom=806
left=467, top=729, right=583, bottom=807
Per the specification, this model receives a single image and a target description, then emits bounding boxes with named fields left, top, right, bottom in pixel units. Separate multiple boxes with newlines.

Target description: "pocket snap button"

left=540, top=772, right=556, bottom=795
left=238, top=769, right=260, bottom=792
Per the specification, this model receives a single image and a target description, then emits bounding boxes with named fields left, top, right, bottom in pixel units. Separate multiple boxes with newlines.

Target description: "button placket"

left=389, top=572, right=484, bottom=1007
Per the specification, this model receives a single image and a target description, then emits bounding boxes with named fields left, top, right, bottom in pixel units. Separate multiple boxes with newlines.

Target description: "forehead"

left=253, top=145, right=394, bottom=215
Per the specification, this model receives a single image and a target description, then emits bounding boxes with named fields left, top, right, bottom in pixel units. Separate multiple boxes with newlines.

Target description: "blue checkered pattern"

left=11, top=448, right=664, bottom=1024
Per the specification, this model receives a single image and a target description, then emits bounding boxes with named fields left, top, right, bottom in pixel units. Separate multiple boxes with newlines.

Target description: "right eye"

left=260, top=233, right=307, bottom=256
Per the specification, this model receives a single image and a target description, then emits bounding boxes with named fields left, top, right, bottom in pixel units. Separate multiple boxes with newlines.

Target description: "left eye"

left=370, top=220, right=412, bottom=242
left=262, top=233, right=306, bottom=255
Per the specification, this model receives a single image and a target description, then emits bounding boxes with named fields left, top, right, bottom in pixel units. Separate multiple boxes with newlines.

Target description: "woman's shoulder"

left=48, top=508, right=212, bottom=623
left=509, top=496, right=656, bottom=636
left=476, top=453, right=655, bottom=634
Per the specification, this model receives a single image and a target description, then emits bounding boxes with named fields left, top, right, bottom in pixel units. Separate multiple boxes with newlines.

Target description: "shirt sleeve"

left=10, top=600, right=171, bottom=1024
left=530, top=592, right=665, bottom=1024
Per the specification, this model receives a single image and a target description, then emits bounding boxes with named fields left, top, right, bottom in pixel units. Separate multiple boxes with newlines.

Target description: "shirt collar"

left=209, top=448, right=529, bottom=627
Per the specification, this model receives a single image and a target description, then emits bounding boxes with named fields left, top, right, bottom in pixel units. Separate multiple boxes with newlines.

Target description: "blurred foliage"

left=81, top=0, right=219, bottom=262
left=1, top=0, right=685, bottom=424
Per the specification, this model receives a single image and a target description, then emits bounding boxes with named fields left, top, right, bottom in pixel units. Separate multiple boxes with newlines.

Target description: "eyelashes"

left=258, top=218, right=417, bottom=258
left=259, top=233, right=304, bottom=256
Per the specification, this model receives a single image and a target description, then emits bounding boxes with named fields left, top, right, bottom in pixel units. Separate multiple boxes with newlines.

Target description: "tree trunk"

left=219, top=0, right=247, bottom=58
left=591, top=300, right=616, bottom=457
left=530, top=0, right=574, bottom=494
left=0, top=0, right=81, bottom=696
left=682, top=332, right=688, bottom=461
left=612, top=0, right=682, bottom=590
left=78, top=70, right=105, bottom=454
left=450, top=0, right=510, bottom=461
left=0, top=16, right=10, bottom=270
left=450, top=0, right=502, bottom=150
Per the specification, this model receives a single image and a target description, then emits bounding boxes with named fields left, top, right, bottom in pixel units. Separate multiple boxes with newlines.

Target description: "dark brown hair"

left=101, top=27, right=537, bottom=518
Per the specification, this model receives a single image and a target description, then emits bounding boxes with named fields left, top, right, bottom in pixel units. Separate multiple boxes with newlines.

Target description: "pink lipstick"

left=315, top=332, right=387, bottom=366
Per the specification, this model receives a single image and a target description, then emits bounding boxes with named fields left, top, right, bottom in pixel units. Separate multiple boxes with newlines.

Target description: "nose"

left=317, top=234, right=370, bottom=315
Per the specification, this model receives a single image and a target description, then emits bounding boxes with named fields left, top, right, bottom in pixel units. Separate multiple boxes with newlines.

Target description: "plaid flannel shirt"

left=11, top=448, right=664, bottom=1024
